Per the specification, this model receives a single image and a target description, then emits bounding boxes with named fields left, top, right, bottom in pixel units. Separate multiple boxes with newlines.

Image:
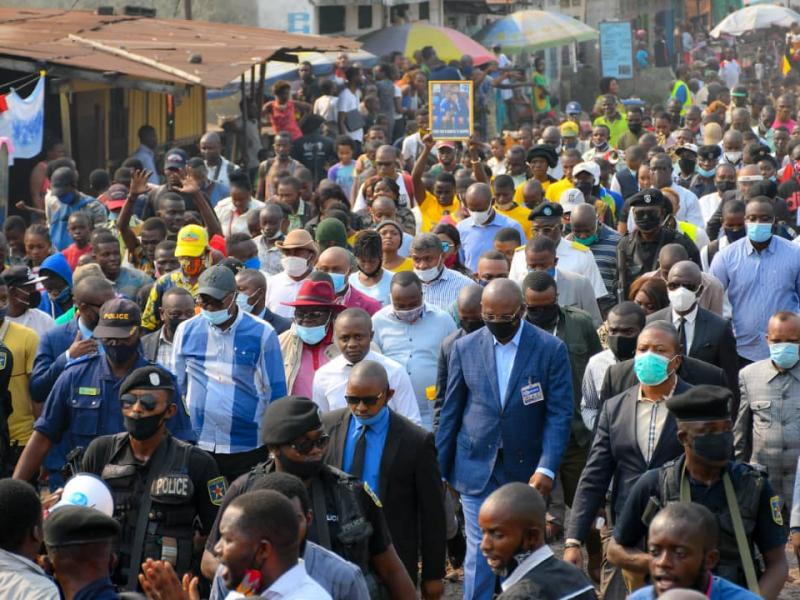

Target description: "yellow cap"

left=175, top=224, right=208, bottom=258
left=560, top=121, right=579, bottom=138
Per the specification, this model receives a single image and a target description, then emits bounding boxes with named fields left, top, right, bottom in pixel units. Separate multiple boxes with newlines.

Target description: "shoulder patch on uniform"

left=363, top=481, right=382, bottom=508
left=0, top=353, right=7, bottom=370
left=570, top=240, right=589, bottom=251
left=208, top=476, right=227, bottom=506
left=770, top=495, right=783, bottom=526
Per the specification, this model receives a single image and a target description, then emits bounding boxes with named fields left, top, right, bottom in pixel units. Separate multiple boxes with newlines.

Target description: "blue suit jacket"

left=30, top=317, right=80, bottom=404
left=435, top=321, right=574, bottom=496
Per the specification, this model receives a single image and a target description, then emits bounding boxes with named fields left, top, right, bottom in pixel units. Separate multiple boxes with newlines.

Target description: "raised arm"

left=119, top=169, right=151, bottom=252
left=412, top=134, right=435, bottom=204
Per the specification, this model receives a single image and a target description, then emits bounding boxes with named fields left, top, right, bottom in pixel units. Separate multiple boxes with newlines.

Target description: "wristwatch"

left=564, top=538, right=583, bottom=549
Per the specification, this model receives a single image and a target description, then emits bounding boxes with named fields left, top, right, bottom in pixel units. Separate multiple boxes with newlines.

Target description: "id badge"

left=521, top=381, right=544, bottom=405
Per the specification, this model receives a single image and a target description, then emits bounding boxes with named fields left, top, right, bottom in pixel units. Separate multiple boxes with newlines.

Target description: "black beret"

left=628, top=188, right=672, bottom=214
left=261, top=396, right=322, bottom=445
left=697, top=145, right=722, bottom=160
left=666, top=385, right=731, bottom=421
left=120, top=365, right=175, bottom=396
left=526, top=144, right=558, bottom=168
left=529, top=201, right=563, bottom=220
left=44, top=505, right=120, bottom=547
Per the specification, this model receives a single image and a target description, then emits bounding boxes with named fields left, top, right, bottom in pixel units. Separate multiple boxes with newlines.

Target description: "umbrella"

left=710, top=5, right=800, bottom=37
left=358, top=24, right=494, bottom=65
left=474, top=10, right=598, bottom=53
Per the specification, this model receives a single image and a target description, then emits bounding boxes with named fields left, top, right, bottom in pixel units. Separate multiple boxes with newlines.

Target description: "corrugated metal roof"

left=0, top=8, right=360, bottom=89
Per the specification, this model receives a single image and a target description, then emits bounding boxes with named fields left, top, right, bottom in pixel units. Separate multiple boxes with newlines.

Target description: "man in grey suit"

left=511, top=235, right=602, bottom=327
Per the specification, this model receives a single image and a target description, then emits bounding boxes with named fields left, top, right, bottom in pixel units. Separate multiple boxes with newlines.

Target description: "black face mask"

left=575, top=181, right=593, bottom=198
left=628, top=123, right=643, bottom=135
left=460, top=319, right=485, bottom=334
left=633, top=212, right=661, bottom=232
left=607, top=334, right=638, bottom=361
left=691, top=431, right=733, bottom=462
left=716, top=180, right=736, bottom=193
left=485, top=318, right=520, bottom=343
left=724, top=227, right=746, bottom=243
left=124, top=409, right=168, bottom=441
left=103, top=342, right=138, bottom=365
left=358, top=260, right=383, bottom=278
left=277, top=449, right=324, bottom=479
left=165, top=318, right=187, bottom=338
left=678, top=158, right=696, bottom=174
left=526, top=305, right=560, bottom=330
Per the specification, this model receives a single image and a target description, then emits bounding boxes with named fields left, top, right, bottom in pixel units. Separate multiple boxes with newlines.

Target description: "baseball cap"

left=50, top=167, right=77, bottom=197
left=436, top=140, right=456, bottom=150
left=102, top=184, right=129, bottom=211
left=565, top=101, right=582, bottom=115
left=572, top=161, right=601, bottom=184
left=197, top=265, right=237, bottom=301
left=164, top=148, right=188, bottom=171
left=675, top=143, right=698, bottom=156
left=560, top=121, right=579, bottom=138
left=93, top=298, right=141, bottom=339
left=175, top=224, right=209, bottom=258
left=560, top=188, right=586, bottom=213
left=2, top=265, right=48, bottom=288
left=51, top=474, right=114, bottom=517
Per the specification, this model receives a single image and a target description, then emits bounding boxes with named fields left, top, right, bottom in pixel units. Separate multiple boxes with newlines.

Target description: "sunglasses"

left=667, top=282, right=700, bottom=292
left=290, top=433, right=330, bottom=455
left=121, top=393, right=159, bottom=411
left=345, top=394, right=383, bottom=406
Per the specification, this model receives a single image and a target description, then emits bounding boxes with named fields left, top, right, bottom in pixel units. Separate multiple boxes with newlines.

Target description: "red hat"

left=283, top=280, right=346, bottom=311
left=101, top=184, right=128, bottom=210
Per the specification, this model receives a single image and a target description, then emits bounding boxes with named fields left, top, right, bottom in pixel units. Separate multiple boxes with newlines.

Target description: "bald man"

left=642, top=244, right=724, bottom=315
left=312, top=308, right=420, bottom=423
left=200, top=131, right=237, bottom=187
left=478, top=483, right=595, bottom=599
left=522, top=179, right=544, bottom=210
left=316, top=247, right=381, bottom=315
left=436, top=278, right=573, bottom=600
left=321, top=360, right=446, bottom=596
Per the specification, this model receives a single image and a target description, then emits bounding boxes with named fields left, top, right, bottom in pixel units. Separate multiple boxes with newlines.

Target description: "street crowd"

left=1, top=36, right=800, bottom=600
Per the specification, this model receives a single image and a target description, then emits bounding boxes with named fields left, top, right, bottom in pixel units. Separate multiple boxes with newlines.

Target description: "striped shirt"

left=422, top=267, right=475, bottom=310
left=580, top=348, right=617, bottom=431
left=569, top=225, right=620, bottom=299
left=710, top=235, right=800, bottom=360
left=172, top=310, right=287, bottom=454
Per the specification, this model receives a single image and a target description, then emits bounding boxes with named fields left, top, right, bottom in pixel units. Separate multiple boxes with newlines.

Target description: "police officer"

left=0, top=340, right=14, bottom=476
left=616, top=188, right=700, bottom=300
left=13, top=298, right=195, bottom=483
left=689, top=144, right=722, bottom=199
left=81, top=365, right=222, bottom=590
left=200, top=395, right=416, bottom=599
left=607, top=385, right=788, bottom=600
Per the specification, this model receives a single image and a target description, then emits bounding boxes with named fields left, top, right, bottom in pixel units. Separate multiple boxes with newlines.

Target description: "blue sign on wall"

left=599, top=21, right=634, bottom=80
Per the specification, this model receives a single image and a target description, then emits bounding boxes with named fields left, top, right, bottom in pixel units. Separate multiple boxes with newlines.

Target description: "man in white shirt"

left=200, top=131, right=238, bottom=188
left=4, top=266, right=54, bottom=338
left=337, top=67, right=364, bottom=145
left=267, top=229, right=318, bottom=319
left=312, top=308, right=421, bottom=424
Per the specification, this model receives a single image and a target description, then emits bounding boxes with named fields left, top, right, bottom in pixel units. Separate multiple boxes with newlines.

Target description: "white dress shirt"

left=266, top=271, right=308, bottom=318
left=236, top=562, right=331, bottom=599
left=215, top=197, right=266, bottom=238
left=311, top=350, right=422, bottom=425
left=672, top=304, right=699, bottom=352
left=698, top=191, right=722, bottom=225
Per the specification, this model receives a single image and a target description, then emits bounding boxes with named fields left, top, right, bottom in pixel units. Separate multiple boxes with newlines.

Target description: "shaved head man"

left=316, top=246, right=381, bottom=315
left=476, top=250, right=510, bottom=287
left=522, top=179, right=543, bottom=210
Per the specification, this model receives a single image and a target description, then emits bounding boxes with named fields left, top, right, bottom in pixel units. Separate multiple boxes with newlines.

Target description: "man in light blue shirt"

left=410, top=233, right=474, bottom=310
left=372, top=272, right=457, bottom=430
left=172, top=265, right=287, bottom=483
left=710, top=196, right=800, bottom=362
left=129, top=125, right=159, bottom=185
left=457, top=182, right=526, bottom=272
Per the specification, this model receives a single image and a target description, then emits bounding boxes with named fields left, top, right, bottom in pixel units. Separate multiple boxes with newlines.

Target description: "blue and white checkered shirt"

left=422, top=267, right=475, bottom=310
left=172, top=310, right=287, bottom=454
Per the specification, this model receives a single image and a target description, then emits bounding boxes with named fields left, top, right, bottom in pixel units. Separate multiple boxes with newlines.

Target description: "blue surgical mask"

left=201, top=296, right=233, bottom=326
left=328, top=272, right=347, bottom=294
left=696, top=166, right=716, bottom=178
left=243, top=257, right=260, bottom=270
left=634, top=351, right=673, bottom=386
left=235, top=292, right=254, bottom=314
left=354, top=405, right=388, bottom=427
left=746, top=222, right=773, bottom=243
left=296, top=323, right=328, bottom=345
left=546, top=267, right=556, bottom=278
left=770, top=342, right=800, bottom=369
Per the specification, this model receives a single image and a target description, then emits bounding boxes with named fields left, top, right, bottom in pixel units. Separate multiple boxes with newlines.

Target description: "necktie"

left=350, top=426, right=367, bottom=479
left=678, top=317, right=687, bottom=354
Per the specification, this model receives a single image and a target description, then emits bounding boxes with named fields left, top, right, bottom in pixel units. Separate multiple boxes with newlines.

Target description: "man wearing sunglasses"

left=201, top=395, right=416, bottom=599
left=81, top=365, right=221, bottom=590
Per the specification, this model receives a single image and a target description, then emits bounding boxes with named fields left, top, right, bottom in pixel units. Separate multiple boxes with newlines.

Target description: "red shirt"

left=61, top=243, right=92, bottom=271
left=339, top=285, right=382, bottom=316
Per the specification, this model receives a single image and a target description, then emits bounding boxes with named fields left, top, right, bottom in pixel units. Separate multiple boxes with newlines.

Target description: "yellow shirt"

left=513, top=177, right=553, bottom=207
left=419, top=191, right=460, bottom=233
left=3, top=320, right=39, bottom=445
left=496, top=203, right=533, bottom=239
left=545, top=178, right=573, bottom=203
left=386, top=257, right=413, bottom=273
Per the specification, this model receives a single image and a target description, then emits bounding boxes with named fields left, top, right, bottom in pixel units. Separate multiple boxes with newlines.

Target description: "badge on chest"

left=521, top=381, right=544, bottom=406
left=151, top=474, right=193, bottom=502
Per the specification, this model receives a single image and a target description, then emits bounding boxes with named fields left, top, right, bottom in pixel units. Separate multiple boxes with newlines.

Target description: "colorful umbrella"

left=475, top=10, right=598, bottom=53
left=358, top=24, right=494, bottom=65
left=710, top=5, right=800, bottom=38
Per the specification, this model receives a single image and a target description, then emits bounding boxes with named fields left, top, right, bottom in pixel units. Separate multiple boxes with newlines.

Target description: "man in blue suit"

left=436, top=278, right=574, bottom=600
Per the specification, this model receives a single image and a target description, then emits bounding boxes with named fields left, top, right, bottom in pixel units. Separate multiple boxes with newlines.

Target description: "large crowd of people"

left=1, top=36, right=800, bottom=600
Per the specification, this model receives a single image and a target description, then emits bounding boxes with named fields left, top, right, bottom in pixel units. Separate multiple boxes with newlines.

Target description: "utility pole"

left=184, top=0, right=192, bottom=20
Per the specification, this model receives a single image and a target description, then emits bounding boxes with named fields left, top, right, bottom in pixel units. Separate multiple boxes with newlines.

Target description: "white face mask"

left=414, top=261, right=442, bottom=283
left=281, top=256, right=308, bottom=278
left=724, top=150, right=742, bottom=163
left=668, top=285, right=697, bottom=313
left=470, top=208, right=492, bottom=226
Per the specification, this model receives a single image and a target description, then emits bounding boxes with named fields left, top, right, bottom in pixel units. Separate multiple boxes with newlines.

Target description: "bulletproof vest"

left=616, top=169, right=639, bottom=200
left=100, top=434, right=197, bottom=584
left=657, top=458, right=765, bottom=586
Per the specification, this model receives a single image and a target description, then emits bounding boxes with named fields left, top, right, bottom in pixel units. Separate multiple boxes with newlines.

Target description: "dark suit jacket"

left=321, top=408, right=447, bottom=584
left=433, top=327, right=467, bottom=434
left=647, top=306, right=739, bottom=398
left=566, top=379, right=691, bottom=541
left=141, top=329, right=161, bottom=364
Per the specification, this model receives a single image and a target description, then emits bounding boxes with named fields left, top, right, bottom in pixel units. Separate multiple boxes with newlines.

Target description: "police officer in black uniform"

left=0, top=340, right=14, bottom=476
left=606, top=385, right=788, bottom=600
left=616, top=188, right=700, bottom=300
left=200, top=395, right=416, bottom=599
left=82, top=365, right=223, bottom=592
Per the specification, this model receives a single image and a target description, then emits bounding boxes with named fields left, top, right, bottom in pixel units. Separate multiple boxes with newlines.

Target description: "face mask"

left=15, top=288, right=41, bottom=308
left=628, top=123, right=643, bottom=135
left=723, top=227, right=746, bottom=243
left=327, top=272, right=347, bottom=294
left=769, top=342, right=800, bottom=369
left=575, top=181, right=593, bottom=198
left=460, top=318, right=484, bottom=334
left=526, top=305, right=560, bottom=330
left=201, top=296, right=233, bottom=326
left=50, top=287, right=71, bottom=305
left=443, top=253, right=457, bottom=268
left=236, top=292, right=255, bottom=314
left=124, top=409, right=168, bottom=441
left=354, top=405, right=388, bottom=427
left=296, top=323, right=328, bottom=345
left=668, top=286, right=697, bottom=312
left=593, top=141, right=609, bottom=151
left=634, top=351, right=673, bottom=386
left=485, top=316, right=520, bottom=343
left=608, top=334, right=637, bottom=361
left=573, top=232, right=598, bottom=246
left=281, top=256, right=309, bottom=278
left=470, top=209, right=492, bottom=226
left=678, top=158, right=696, bottom=174
left=59, top=191, right=77, bottom=205
left=277, top=449, right=323, bottom=479
left=165, top=317, right=187, bottom=338
left=546, top=266, right=556, bottom=278
left=634, top=212, right=661, bottom=232
left=716, top=180, right=736, bottom=193
left=103, top=342, right=138, bottom=365
left=746, top=222, right=773, bottom=244
left=414, top=263, right=442, bottom=284
left=691, top=431, right=733, bottom=463
left=180, top=256, right=205, bottom=278
left=358, top=260, right=383, bottom=278
left=724, top=151, right=742, bottom=163
left=243, top=257, right=260, bottom=270
left=696, top=166, right=716, bottom=178
left=393, top=305, right=424, bottom=324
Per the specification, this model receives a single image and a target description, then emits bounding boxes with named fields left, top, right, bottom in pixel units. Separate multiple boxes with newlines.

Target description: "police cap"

left=120, top=365, right=175, bottom=396
left=261, top=396, right=322, bottom=445
left=44, top=504, right=120, bottom=547
left=697, top=145, right=722, bottom=161
left=528, top=201, right=563, bottom=220
left=666, top=385, right=731, bottom=421
left=628, top=188, right=673, bottom=214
